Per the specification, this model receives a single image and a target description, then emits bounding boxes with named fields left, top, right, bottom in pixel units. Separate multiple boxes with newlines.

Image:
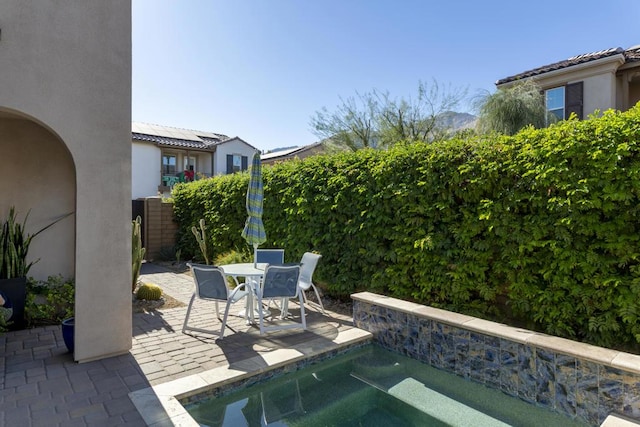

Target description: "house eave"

left=132, top=133, right=217, bottom=152
left=617, top=60, right=640, bottom=72
left=496, top=54, right=626, bottom=89
left=155, top=143, right=215, bottom=153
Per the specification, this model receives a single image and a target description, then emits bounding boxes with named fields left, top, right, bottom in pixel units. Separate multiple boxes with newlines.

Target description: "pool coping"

left=128, top=327, right=373, bottom=426
left=601, top=415, right=640, bottom=427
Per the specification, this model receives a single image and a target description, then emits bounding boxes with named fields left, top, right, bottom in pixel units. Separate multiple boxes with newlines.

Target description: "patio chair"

left=256, top=248, right=286, bottom=314
left=255, top=264, right=306, bottom=335
left=182, top=263, right=250, bottom=338
left=255, top=248, right=285, bottom=265
left=298, top=252, right=325, bottom=314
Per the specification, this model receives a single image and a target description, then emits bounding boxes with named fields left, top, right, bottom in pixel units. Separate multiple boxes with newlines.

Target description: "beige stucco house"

left=496, top=45, right=640, bottom=120
left=1, top=1, right=132, bottom=362
left=132, top=122, right=258, bottom=199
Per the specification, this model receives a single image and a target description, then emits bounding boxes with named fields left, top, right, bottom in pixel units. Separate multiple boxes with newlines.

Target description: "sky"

left=132, top=0, right=640, bottom=152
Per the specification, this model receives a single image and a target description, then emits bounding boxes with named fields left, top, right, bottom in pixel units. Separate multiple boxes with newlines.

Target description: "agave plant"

left=0, top=207, right=72, bottom=280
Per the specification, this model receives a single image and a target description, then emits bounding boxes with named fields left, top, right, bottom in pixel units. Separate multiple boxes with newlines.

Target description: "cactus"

left=191, top=218, right=210, bottom=265
left=132, top=216, right=146, bottom=292
left=135, top=283, right=162, bottom=301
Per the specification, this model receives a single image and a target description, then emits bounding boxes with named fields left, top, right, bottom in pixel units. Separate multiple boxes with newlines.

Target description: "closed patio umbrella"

left=241, top=152, right=266, bottom=267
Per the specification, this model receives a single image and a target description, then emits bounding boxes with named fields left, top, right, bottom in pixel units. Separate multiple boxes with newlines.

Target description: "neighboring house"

left=132, top=122, right=258, bottom=199
left=496, top=45, right=640, bottom=121
left=261, top=141, right=326, bottom=165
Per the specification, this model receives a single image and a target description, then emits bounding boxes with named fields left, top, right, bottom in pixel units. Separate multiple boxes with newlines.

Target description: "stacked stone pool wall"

left=352, top=292, right=640, bottom=427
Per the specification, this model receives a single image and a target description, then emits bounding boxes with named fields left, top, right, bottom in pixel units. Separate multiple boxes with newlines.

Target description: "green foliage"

left=25, top=275, right=75, bottom=327
left=173, top=175, right=250, bottom=260
left=214, top=250, right=250, bottom=266
left=132, top=215, right=146, bottom=292
left=0, top=207, right=72, bottom=279
left=135, top=283, right=163, bottom=301
left=0, top=307, right=11, bottom=333
left=213, top=250, right=251, bottom=287
left=475, top=80, right=553, bottom=135
left=172, top=106, right=640, bottom=348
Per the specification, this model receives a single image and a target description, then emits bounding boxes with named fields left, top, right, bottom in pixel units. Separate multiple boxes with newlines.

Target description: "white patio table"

left=219, top=263, right=268, bottom=324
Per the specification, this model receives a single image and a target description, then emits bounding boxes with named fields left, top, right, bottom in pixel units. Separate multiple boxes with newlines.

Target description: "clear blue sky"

left=132, top=0, right=640, bottom=151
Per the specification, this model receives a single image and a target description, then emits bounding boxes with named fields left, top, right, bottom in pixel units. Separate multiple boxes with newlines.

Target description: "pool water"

left=185, top=344, right=588, bottom=427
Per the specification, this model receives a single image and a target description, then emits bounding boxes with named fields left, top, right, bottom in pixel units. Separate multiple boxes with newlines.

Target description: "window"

left=545, top=82, right=583, bottom=123
left=226, top=154, right=248, bottom=174
left=183, top=156, right=196, bottom=173
left=162, top=154, right=176, bottom=175
left=546, top=87, right=565, bottom=121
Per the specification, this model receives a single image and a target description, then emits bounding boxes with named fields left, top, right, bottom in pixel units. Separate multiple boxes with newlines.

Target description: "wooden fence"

left=133, top=197, right=177, bottom=261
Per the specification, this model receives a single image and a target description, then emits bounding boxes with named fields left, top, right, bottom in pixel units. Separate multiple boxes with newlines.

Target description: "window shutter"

left=565, top=82, right=583, bottom=120
left=241, top=156, right=248, bottom=171
left=226, top=155, right=233, bottom=174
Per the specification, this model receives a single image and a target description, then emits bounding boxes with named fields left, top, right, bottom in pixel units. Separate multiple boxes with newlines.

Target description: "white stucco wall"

left=1, top=1, right=132, bottom=362
left=197, top=152, right=213, bottom=177
left=213, top=139, right=258, bottom=175
left=132, top=142, right=161, bottom=199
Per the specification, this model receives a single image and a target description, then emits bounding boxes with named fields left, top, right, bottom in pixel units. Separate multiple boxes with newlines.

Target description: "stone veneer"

left=352, top=292, right=640, bottom=427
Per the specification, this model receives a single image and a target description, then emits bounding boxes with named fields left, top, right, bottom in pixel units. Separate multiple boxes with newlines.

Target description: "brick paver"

left=0, top=262, right=354, bottom=426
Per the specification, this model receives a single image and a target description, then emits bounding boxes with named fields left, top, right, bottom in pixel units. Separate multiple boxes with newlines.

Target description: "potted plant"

left=61, top=317, right=75, bottom=352
left=0, top=207, right=72, bottom=330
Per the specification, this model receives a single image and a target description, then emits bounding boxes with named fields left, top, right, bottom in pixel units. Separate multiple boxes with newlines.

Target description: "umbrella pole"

left=254, top=244, right=258, bottom=268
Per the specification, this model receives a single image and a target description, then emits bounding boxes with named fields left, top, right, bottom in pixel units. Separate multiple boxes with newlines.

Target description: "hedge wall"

left=173, top=107, right=640, bottom=348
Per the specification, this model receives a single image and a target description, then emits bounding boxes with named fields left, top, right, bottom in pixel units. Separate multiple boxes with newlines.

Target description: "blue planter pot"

left=61, top=317, right=74, bottom=353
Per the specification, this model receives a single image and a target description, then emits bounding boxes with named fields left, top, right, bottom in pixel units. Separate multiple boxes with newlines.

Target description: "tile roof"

left=131, top=122, right=229, bottom=150
left=624, top=45, right=640, bottom=63
left=261, top=146, right=303, bottom=160
left=261, top=142, right=323, bottom=161
left=496, top=46, right=639, bottom=86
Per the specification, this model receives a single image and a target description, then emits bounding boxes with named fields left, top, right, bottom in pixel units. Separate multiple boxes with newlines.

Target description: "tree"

left=474, top=80, right=554, bottom=135
left=377, top=80, right=467, bottom=145
left=310, top=80, right=467, bottom=151
left=310, top=91, right=380, bottom=151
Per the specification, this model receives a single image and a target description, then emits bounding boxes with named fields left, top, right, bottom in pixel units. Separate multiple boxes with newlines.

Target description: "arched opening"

left=0, top=108, right=76, bottom=282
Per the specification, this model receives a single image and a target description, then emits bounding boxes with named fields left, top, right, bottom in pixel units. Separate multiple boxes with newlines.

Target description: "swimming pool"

left=184, top=344, right=588, bottom=426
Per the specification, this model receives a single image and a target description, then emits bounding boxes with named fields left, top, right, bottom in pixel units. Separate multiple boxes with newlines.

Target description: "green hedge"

left=173, top=107, right=640, bottom=348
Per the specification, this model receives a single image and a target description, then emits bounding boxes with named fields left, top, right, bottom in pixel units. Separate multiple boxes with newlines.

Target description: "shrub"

left=25, top=275, right=74, bottom=326
left=172, top=106, right=640, bottom=349
left=214, top=250, right=250, bottom=266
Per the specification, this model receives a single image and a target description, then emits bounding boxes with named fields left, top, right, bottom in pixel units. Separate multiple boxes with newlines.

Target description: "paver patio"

left=0, top=263, right=358, bottom=426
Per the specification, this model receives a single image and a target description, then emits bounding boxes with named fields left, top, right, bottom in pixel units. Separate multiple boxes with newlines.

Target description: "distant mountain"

left=436, top=111, right=477, bottom=131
